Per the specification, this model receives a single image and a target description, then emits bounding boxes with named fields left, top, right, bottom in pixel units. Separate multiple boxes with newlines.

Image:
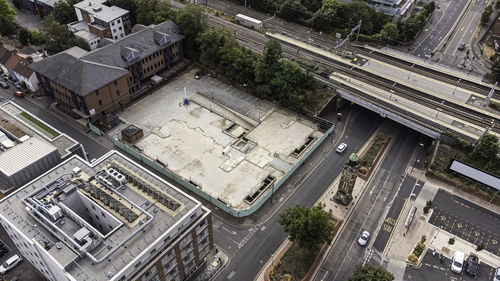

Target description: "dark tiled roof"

left=29, top=52, right=128, bottom=97
left=82, top=21, right=184, bottom=68
left=13, top=59, right=34, bottom=79
left=0, top=47, right=12, bottom=65
left=28, top=20, right=183, bottom=97
left=121, top=125, right=142, bottom=138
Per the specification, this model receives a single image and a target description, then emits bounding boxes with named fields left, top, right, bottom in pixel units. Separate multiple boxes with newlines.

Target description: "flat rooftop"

left=74, top=0, right=129, bottom=23
left=0, top=151, right=200, bottom=281
left=110, top=71, right=323, bottom=210
left=0, top=101, right=79, bottom=158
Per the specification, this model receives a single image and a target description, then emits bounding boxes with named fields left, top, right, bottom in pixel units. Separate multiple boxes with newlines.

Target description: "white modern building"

left=0, top=150, right=214, bottom=281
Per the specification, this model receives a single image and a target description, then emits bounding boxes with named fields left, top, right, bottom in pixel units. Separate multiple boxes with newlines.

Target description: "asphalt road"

left=312, top=127, right=430, bottom=281
left=0, top=87, right=110, bottom=160
left=440, top=0, right=489, bottom=72
left=213, top=106, right=384, bottom=281
left=404, top=250, right=496, bottom=281
left=412, top=0, right=469, bottom=58
left=429, top=189, right=500, bottom=256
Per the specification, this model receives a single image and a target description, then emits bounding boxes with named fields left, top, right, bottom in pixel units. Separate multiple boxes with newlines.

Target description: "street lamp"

left=435, top=108, right=442, bottom=118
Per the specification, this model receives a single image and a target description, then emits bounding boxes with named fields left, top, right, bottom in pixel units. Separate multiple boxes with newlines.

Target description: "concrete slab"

left=110, top=71, right=323, bottom=210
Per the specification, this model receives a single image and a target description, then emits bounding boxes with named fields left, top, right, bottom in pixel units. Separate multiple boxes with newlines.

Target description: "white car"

left=494, top=266, right=500, bottom=281
left=451, top=250, right=464, bottom=274
left=358, top=231, right=370, bottom=246
left=336, top=143, right=347, bottom=153
left=0, top=255, right=22, bottom=274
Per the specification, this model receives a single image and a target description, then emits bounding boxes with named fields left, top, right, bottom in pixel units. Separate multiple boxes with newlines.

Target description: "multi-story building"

left=0, top=101, right=84, bottom=191
left=339, top=0, right=415, bottom=17
left=30, top=21, right=184, bottom=119
left=72, top=0, right=131, bottom=40
left=0, top=150, right=214, bottom=281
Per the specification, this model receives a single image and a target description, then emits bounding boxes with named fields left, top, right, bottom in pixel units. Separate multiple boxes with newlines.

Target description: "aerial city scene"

left=0, top=0, right=499, bottom=279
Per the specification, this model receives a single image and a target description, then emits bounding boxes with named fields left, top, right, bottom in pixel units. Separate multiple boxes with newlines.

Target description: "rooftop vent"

left=107, top=168, right=126, bottom=185
left=92, top=6, right=102, bottom=12
left=74, top=228, right=90, bottom=243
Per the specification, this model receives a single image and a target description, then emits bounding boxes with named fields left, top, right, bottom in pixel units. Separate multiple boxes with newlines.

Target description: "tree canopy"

left=349, top=265, right=394, bottom=281
left=175, top=5, right=206, bottom=59
left=42, top=15, right=89, bottom=54
left=135, top=0, right=176, bottom=25
left=278, top=203, right=334, bottom=250
left=0, top=0, right=16, bottom=36
left=481, top=5, right=493, bottom=25
left=52, top=0, right=78, bottom=25
left=472, top=134, right=499, bottom=161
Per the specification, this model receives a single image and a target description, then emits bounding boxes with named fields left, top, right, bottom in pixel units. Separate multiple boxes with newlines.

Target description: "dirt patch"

left=0, top=118, right=27, bottom=138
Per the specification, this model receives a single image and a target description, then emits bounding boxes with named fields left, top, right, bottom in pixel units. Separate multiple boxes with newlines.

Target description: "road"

left=412, top=0, right=469, bottom=58
left=440, top=0, right=490, bottom=73
left=213, top=107, right=384, bottom=281
left=0, top=87, right=111, bottom=160
left=312, top=127, right=429, bottom=281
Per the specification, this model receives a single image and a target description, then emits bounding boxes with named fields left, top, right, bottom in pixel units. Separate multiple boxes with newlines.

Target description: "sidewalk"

left=192, top=246, right=229, bottom=281
left=384, top=166, right=500, bottom=276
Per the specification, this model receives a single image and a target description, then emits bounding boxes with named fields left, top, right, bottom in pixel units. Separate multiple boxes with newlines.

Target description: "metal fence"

left=113, top=123, right=335, bottom=217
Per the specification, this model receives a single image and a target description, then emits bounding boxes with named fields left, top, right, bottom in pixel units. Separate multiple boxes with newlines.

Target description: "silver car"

left=0, top=255, right=22, bottom=275
left=358, top=231, right=370, bottom=246
left=494, top=266, right=500, bottom=281
left=336, top=143, right=347, bottom=153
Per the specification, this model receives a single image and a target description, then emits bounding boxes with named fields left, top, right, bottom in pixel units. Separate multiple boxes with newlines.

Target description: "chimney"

left=26, top=56, right=33, bottom=64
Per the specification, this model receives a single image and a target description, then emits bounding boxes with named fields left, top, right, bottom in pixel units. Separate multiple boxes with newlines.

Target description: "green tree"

left=472, top=134, right=499, bottom=160
left=18, top=27, right=30, bottom=45
left=279, top=0, right=311, bottom=22
left=491, top=58, right=500, bottom=82
left=348, top=265, right=394, bottom=281
left=255, top=39, right=282, bottom=84
left=52, top=0, right=77, bottom=24
left=278, top=203, right=334, bottom=250
left=481, top=5, right=493, bottom=25
left=175, top=5, right=206, bottom=59
left=300, top=0, right=322, bottom=13
left=108, top=0, right=137, bottom=25
left=0, top=0, right=17, bottom=36
left=28, top=30, right=47, bottom=45
left=42, top=15, right=89, bottom=54
left=398, top=16, right=422, bottom=42
left=380, top=22, right=399, bottom=41
left=135, top=0, right=176, bottom=25
left=197, top=26, right=236, bottom=66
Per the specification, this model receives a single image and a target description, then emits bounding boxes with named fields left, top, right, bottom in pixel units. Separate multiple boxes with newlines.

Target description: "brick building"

left=30, top=21, right=184, bottom=119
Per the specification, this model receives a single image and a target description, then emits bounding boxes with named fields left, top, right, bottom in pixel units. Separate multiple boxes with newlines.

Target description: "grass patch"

left=19, top=112, right=59, bottom=138
left=360, top=134, right=389, bottom=169
left=270, top=243, right=320, bottom=281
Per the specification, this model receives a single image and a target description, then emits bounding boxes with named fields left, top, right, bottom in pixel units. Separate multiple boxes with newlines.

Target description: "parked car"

left=357, top=231, right=370, bottom=246
left=14, top=85, right=22, bottom=90
left=493, top=266, right=500, bottom=281
left=0, top=255, right=22, bottom=275
left=466, top=254, right=480, bottom=276
left=451, top=250, right=465, bottom=274
left=0, top=82, right=8, bottom=89
left=13, top=91, right=24, bottom=98
left=336, top=143, right=347, bottom=153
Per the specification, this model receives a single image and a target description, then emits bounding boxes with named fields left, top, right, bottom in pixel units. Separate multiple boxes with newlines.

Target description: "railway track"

left=204, top=0, right=500, bottom=100
left=206, top=7, right=499, bottom=137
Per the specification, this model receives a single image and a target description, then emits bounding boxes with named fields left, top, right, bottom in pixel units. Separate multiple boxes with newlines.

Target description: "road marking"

left=227, top=271, right=236, bottom=279
left=382, top=198, right=408, bottom=255
left=320, top=270, right=328, bottom=281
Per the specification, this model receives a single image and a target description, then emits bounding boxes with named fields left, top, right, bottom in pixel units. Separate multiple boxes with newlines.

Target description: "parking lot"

left=430, top=189, right=500, bottom=256
left=404, top=250, right=496, bottom=281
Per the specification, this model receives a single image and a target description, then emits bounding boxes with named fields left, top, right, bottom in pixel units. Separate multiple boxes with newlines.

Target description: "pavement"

left=5, top=0, right=43, bottom=31
left=382, top=167, right=500, bottom=280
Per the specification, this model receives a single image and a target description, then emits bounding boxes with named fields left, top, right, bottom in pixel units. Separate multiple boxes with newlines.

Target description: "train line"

left=205, top=8, right=499, bottom=138
left=203, top=0, right=500, bottom=101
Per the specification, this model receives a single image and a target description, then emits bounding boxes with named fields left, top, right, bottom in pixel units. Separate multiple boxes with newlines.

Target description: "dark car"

left=466, top=254, right=480, bottom=276
left=14, top=90, right=24, bottom=98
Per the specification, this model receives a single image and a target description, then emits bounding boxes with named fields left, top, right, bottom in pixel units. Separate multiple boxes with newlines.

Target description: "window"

left=114, top=81, right=117, bottom=86
left=113, top=29, right=116, bottom=33
left=119, top=26, right=122, bottom=30
left=112, top=22, right=115, bottom=26
left=98, top=100, right=102, bottom=106
left=116, top=90, right=120, bottom=96
left=96, top=90, right=99, bottom=96
left=115, top=36, right=118, bottom=39
left=118, top=19, right=121, bottom=23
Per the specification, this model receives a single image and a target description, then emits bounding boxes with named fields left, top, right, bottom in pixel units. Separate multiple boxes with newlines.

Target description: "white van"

left=451, top=250, right=464, bottom=274
left=0, top=254, right=22, bottom=274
